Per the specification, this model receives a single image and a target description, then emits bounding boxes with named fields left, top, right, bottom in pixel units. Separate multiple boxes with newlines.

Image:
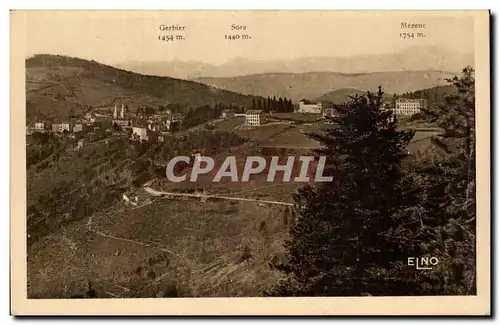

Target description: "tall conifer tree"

left=267, top=87, right=420, bottom=296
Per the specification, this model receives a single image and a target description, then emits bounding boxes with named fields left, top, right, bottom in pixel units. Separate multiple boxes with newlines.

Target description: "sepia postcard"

left=10, top=10, right=490, bottom=316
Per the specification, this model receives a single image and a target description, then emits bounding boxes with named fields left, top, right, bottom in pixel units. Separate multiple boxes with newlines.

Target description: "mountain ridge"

left=115, top=45, right=473, bottom=79
left=193, top=70, right=457, bottom=102
left=25, top=54, right=258, bottom=121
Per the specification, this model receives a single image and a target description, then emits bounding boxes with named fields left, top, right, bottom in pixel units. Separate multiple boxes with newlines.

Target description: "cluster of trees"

left=183, top=105, right=224, bottom=129
left=183, top=102, right=251, bottom=129
left=267, top=67, right=476, bottom=296
left=252, top=96, right=294, bottom=113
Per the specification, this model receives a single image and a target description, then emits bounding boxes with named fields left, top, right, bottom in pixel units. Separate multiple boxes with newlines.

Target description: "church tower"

left=120, top=102, right=125, bottom=119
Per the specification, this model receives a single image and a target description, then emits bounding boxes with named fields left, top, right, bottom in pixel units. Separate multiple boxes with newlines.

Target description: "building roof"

left=299, top=99, right=321, bottom=105
left=396, top=98, right=427, bottom=103
left=246, top=110, right=263, bottom=114
left=133, top=126, right=148, bottom=130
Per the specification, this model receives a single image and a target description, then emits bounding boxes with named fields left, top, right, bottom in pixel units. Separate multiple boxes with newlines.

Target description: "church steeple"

left=120, top=102, right=125, bottom=119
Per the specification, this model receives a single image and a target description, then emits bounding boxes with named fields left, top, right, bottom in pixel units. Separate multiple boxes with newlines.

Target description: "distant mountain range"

left=25, top=55, right=258, bottom=121
left=193, top=70, right=457, bottom=102
left=116, top=46, right=473, bottom=79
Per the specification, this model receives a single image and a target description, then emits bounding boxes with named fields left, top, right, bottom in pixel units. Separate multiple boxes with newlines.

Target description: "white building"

left=132, top=127, right=149, bottom=141
left=298, top=100, right=323, bottom=114
left=245, top=110, right=262, bottom=126
left=394, top=98, right=427, bottom=116
left=131, top=126, right=158, bottom=142
left=34, top=122, right=45, bottom=131
left=113, top=119, right=131, bottom=128
left=52, top=122, right=71, bottom=133
left=165, top=113, right=184, bottom=131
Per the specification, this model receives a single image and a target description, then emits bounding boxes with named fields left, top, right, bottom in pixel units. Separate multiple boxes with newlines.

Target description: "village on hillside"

left=26, top=96, right=427, bottom=145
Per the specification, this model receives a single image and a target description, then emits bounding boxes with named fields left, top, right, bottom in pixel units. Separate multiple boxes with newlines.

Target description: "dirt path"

left=143, top=186, right=294, bottom=206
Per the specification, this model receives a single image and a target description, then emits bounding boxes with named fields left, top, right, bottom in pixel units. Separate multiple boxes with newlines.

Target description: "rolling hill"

left=316, top=88, right=394, bottom=103
left=26, top=55, right=257, bottom=122
left=193, top=70, right=456, bottom=102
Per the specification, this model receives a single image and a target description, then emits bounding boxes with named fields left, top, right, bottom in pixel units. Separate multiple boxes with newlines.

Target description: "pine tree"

left=287, top=98, right=294, bottom=112
left=266, top=87, right=420, bottom=296
left=403, top=67, right=476, bottom=294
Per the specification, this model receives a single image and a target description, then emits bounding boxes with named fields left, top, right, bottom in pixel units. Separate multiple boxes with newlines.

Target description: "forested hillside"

left=26, top=54, right=258, bottom=122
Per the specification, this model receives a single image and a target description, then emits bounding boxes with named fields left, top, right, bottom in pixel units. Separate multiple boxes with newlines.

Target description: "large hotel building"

left=394, top=98, right=427, bottom=116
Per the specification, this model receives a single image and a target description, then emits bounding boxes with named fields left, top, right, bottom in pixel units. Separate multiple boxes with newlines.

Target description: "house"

left=298, top=100, right=323, bottom=114
left=153, top=113, right=169, bottom=120
left=165, top=113, right=184, bottom=131
left=34, top=122, right=45, bottom=131
left=245, top=110, right=263, bottom=126
left=112, top=119, right=132, bottom=129
left=132, top=126, right=148, bottom=141
left=394, top=98, right=427, bottom=116
left=148, top=122, right=164, bottom=132
left=221, top=110, right=235, bottom=119
left=52, top=122, right=71, bottom=133
left=158, top=131, right=171, bottom=143
left=132, top=126, right=158, bottom=142
left=94, top=113, right=113, bottom=124
left=72, top=123, right=83, bottom=133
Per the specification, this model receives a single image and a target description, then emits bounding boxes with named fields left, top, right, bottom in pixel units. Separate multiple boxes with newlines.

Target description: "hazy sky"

left=18, top=11, right=475, bottom=65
